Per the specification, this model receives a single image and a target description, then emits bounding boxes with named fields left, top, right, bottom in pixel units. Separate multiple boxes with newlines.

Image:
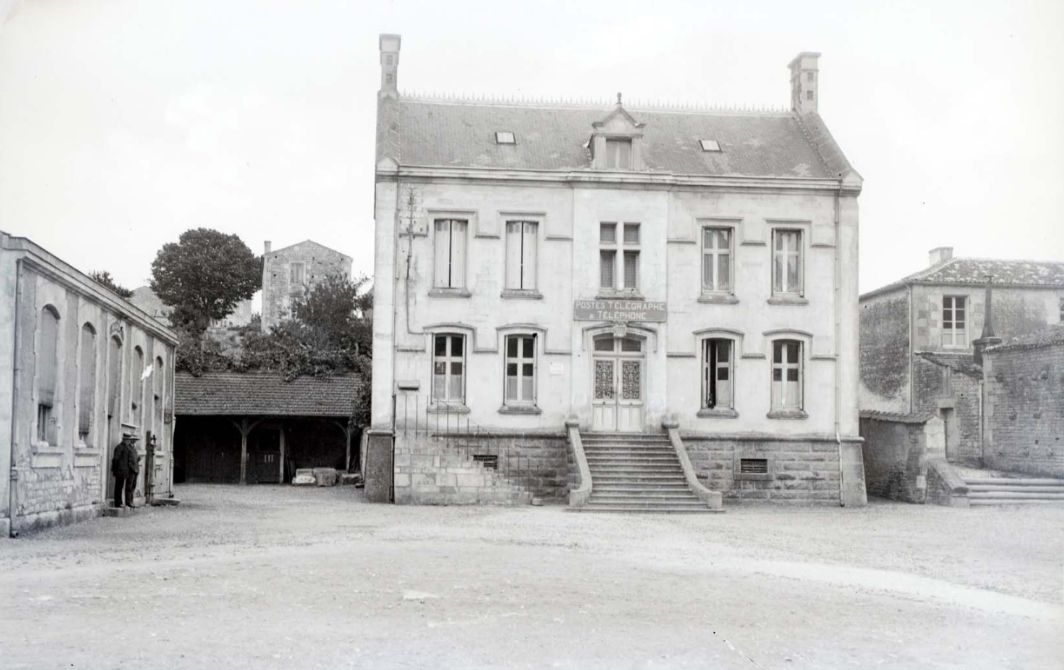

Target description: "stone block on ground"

left=292, top=469, right=316, bottom=486
left=313, top=468, right=339, bottom=486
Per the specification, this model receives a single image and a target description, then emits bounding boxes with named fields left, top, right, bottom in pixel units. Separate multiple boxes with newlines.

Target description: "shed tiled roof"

left=175, top=372, right=361, bottom=417
left=916, top=351, right=983, bottom=378
left=863, top=257, right=1064, bottom=299
left=397, top=98, right=849, bottom=179
left=985, top=325, right=1064, bottom=353
left=859, top=410, right=934, bottom=424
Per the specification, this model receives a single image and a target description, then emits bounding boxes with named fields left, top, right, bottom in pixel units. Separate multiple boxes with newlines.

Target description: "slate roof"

left=396, top=98, right=851, bottom=179
left=175, top=372, right=362, bottom=417
left=863, top=257, right=1064, bottom=299
left=985, top=325, right=1064, bottom=353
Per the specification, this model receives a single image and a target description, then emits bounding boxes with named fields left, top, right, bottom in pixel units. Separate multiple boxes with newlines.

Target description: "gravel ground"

left=1, top=485, right=1062, bottom=669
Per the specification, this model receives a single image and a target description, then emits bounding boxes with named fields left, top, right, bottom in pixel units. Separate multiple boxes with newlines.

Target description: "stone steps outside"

left=961, top=474, right=1064, bottom=505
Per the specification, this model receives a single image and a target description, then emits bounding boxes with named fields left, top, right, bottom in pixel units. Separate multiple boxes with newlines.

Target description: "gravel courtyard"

left=1, top=485, right=1061, bottom=669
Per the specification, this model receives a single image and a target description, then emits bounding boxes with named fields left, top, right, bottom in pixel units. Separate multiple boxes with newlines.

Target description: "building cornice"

left=377, top=165, right=861, bottom=195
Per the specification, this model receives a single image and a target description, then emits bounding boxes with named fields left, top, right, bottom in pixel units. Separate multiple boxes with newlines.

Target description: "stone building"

left=369, top=35, right=867, bottom=508
left=260, top=240, right=352, bottom=332
left=0, top=231, right=178, bottom=536
left=129, top=285, right=254, bottom=330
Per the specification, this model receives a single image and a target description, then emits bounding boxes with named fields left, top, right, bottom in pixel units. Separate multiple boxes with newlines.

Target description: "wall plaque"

left=573, top=299, right=667, bottom=323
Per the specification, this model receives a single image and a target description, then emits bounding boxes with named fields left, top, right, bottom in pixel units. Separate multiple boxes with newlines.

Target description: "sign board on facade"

left=573, top=299, right=668, bottom=323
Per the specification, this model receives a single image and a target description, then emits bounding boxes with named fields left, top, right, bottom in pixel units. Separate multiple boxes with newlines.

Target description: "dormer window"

left=495, top=131, right=516, bottom=145
left=604, top=138, right=632, bottom=169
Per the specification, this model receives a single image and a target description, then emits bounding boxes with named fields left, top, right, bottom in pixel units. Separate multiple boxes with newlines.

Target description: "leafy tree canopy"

left=150, top=228, right=261, bottom=335
left=89, top=270, right=134, bottom=298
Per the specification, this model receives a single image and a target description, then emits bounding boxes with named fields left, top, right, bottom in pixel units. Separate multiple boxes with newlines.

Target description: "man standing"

left=111, top=433, right=140, bottom=508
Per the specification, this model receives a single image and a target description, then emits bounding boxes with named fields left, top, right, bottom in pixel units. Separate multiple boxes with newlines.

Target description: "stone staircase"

left=575, top=433, right=713, bottom=513
left=964, top=475, right=1064, bottom=506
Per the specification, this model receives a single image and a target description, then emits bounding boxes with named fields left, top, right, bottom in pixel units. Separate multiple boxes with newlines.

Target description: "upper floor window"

left=504, top=335, right=536, bottom=406
left=432, top=334, right=465, bottom=404
left=36, top=306, right=60, bottom=446
left=290, top=262, right=305, bottom=286
left=78, top=323, right=97, bottom=446
left=604, top=138, right=632, bottom=169
left=599, top=222, right=640, bottom=292
left=772, top=229, right=803, bottom=296
left=434, top=219, right=468, bottom=289
left=771, top=339, right=803, bottom=412
left=702, top=338, right=733, bottom=410
left=505, top=221, right=538, bottom=291
left=942, top=296, right=967, bottom=347
left=702, top=228, right=732, bottom=293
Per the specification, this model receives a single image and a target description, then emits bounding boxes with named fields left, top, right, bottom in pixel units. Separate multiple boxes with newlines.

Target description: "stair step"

left=968, top=491, right=1064, bottom=500
left=593, top=475, right=688, bottom=482
left=974, top=501, right=1064, bottom=506
left=963, top=477, right=1064, bottom=486
left=967, top=484, right=1064, bottom=493
left=576, top=504, right=712, bottom=513
left=594, top=484, right=691, bottom=491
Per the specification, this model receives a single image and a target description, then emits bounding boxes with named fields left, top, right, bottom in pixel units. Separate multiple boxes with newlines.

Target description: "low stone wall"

left=393, top=431, right=569, bottom=505
left=859, top=416, right=944, bottom=503
left=681, top=435, right=858, bottom=504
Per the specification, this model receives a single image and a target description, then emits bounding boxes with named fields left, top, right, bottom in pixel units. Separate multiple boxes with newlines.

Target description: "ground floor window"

left=771, top=339, right=802, bottom=411
left=702, top=338, right=733, bottom=409
left=432, top=334, right=465, bottom=404
left=504, top=334, right=536, bottom=406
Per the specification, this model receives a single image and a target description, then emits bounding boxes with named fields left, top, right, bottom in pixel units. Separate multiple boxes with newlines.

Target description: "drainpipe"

left=833, top=179, right=845, bottom=505
left=8, top=257, right=23, bottom=536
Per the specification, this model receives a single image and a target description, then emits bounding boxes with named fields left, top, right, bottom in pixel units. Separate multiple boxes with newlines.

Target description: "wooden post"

left=278, top=427, right=286, bottom=484
left=345, top=422, right=353, bottom=472
left=231, top=418, right=262, bottom=486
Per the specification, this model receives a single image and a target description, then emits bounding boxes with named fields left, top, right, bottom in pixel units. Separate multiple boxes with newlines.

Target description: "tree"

left=150, top=228, right=261, bottom=336
left=89, top=271, right=134, bottom=298
left=292, top=274, right=372, bottom=356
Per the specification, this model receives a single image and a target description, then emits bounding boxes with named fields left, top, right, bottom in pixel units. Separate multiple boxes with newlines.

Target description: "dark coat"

left=111, top=441, right=139, bottom=477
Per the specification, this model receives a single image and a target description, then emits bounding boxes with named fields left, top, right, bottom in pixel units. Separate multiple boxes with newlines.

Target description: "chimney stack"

left=928, top=246, right=953, bottom=266
left=264, top=240, right=272, bottom=254
left=973, top=275, right=1002, bottom=366
left=788, top=52, right=820, bottom=114
left=379, top=33, right=401, bottom=97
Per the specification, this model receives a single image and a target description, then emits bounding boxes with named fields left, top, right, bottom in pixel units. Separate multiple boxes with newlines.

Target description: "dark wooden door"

left=248, top=428, right=281, bottom=484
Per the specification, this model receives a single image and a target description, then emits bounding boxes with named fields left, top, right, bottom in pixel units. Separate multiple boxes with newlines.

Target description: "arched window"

left=129, top=345, right=144, bottom=425
left=36, top=306, right=60, bottom=445
left=78, top=324, right=97, bottom=446
left=108, top=336, right=122, bottom=420
left=153, top=355, right=165, bottom=438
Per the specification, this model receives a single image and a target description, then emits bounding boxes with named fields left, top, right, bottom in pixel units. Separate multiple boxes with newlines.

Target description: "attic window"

left=495, top=131, right=516, bottom=145
left=699, top=139, right=722, bottom=152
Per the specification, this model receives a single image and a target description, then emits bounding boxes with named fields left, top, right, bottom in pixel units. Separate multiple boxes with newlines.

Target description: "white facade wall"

left=372, top=177, right=860, bottom=439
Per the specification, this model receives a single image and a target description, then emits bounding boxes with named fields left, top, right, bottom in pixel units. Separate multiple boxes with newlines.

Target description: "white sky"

left=1, top=0, right=1062, bottom=296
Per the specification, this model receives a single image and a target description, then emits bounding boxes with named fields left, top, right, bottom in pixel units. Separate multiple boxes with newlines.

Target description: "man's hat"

left=121, top=432, right=140, bottom=442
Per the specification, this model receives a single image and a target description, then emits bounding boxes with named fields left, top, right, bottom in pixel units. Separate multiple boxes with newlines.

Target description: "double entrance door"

left=591, top=335, right=645, bottom=432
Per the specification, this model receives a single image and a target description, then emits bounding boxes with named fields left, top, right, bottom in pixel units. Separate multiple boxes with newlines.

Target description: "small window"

left=495, top=131, right=516, bottom=144
left=290, top=262, right=305, bottom=286
left=772, top=229, right=803, bottom=296
left=699, top=139, right=721, bottom=152
left=432, top=334, right=465, bottom=404
left=604, top=138, right=632, bottom=169
left=504, top=335, right=536, bottom=406
left=434, top=219, right=468, bottom=289
left=806, top=90, right=814, bottom=101
left=771, top=340, right=803, bottom=411
left=702, top=339, right=733, bottom=409
left=942, top=296, right=967, bottom=348
left=702, top=227, right=732, bottom=293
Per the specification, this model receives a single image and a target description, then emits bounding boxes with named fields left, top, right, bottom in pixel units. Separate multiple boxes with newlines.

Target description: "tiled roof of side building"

left=915, top=351, right=983, bottom=378
left=985, top=324, right=1064, bottom=353
left=862, top=257, right=1064, bottom=299
left=175, top=371, right=363, bottom=417
left=397, top=97, right=852, bottom=179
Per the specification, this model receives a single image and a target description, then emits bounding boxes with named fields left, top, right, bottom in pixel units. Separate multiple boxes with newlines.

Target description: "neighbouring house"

left=173, top=371, right=363, bottom=484
left=0, top=230, right=178, bottom=536
left=368, top=35, right=867, bottom=508
left=981, top=325, right=1064, bottom=478
left=261, top=240, right=353, bottom=332
left=859, top=248, right=1064, bottom=501
left=129, top=285, right=254, bottom=331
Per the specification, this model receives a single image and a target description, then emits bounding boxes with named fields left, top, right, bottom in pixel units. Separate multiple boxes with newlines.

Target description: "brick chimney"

left=379, top=33, right=401, bottom=98
left=973, top=275, right=1002, bottom=366
left=789, top=52, right=820, bottom=114
left=928, top=246, right=953, bottom=266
